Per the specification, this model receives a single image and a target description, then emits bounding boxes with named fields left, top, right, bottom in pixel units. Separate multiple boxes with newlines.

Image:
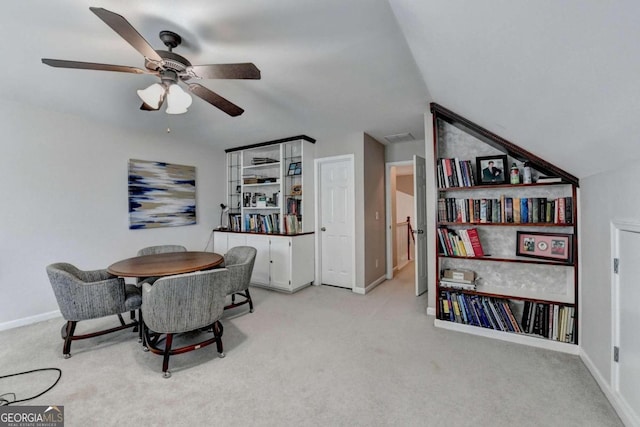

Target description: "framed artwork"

left=476, top=155, right=508, bottom=184
left=128, top=159, right=196, bottom=229
left=516, top=231, right=573, bottom=263
left=288, top=162, right=302, bottom=176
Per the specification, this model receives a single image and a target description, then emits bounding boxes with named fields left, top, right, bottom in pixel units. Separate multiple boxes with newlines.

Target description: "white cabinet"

left=214, top=231, right=314, bottom=293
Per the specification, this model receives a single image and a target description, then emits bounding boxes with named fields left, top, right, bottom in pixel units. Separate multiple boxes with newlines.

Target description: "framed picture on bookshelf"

left=476, top=155, right=508, bottom=184
left=288, top=162, right=302, bottom=176
left=516, top=231, right=573, bottom=263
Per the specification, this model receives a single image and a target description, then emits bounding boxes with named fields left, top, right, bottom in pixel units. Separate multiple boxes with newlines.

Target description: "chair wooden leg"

left=62, top=321, right=76, bottom=358
left=213, top=321, right=224, bottom=357
left=246, top=289, right=254, bottom=313
left=162, top=334, right=174, bottom=378
left=117, top=313, right=126, bottom=326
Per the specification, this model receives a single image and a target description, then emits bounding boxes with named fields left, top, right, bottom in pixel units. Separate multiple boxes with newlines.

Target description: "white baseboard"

left=0, top=310, right=61, bottom=332
left=353, top=275, right=387, bottom=295
left=426, top=307, right=436, bottom=316
left=434, top=319, right=579, bottom=355
left=579, top=349, right=639, bottom=427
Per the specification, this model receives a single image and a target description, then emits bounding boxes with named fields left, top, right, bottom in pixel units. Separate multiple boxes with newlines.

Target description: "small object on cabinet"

left=476, top=155, right=508, bottom=185
left=291, top=184, right=302, bottom=196
left=288, top=162, right=302, bottom=176
left=516, top=231, right=573, bottom=263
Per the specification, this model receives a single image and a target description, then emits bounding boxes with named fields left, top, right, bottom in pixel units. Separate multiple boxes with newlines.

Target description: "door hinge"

left=613, top=258, right=619, bottom=274
left=614, top=346, right=619, bottom=362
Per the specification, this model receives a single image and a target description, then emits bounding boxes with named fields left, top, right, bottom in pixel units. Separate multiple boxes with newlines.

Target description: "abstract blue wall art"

left=128, top=159, right=196, bottom=229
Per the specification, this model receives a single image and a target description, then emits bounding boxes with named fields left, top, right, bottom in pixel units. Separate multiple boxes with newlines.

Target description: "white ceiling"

left=389, top=0, right=640, bottom=179
left=1, top=0, right=428, bottom=150
left=3, top=1, right=639, bottom=179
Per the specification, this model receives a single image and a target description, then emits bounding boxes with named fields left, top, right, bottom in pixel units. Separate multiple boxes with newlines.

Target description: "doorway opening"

left=386, top=161, right=415, bottom=277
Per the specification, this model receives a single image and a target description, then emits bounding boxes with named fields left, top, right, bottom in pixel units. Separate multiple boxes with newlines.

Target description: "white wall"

left=580, top=165, right=640, bottom=389
left=0, top=102, right=224, bottom=329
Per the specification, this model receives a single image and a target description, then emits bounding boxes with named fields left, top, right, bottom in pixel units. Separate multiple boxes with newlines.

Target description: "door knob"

left=412, top=229, right=424, bottom=234
left=321, top=227, right=326, bottom=231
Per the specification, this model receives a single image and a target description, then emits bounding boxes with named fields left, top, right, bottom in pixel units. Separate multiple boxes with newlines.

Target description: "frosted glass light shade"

left=166, top=84, right=193, bottom=115
left=136, top=83, right=164, bottom=109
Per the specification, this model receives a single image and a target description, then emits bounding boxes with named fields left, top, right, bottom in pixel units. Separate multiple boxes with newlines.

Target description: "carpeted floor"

left=0, top=263, right=622, bottom=426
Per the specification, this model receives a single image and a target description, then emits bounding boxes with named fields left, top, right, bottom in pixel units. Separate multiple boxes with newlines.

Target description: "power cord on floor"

left=0, top=368, right=62, bottom=405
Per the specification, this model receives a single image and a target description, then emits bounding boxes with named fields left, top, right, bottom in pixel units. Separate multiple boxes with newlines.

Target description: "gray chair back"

left=224, top=246, right=257, bottom=295
left=137, top=245, right=187, bottom=256
left=46, top=262, right=138, bottom=321
left=142, top=269, right=228, bottom=334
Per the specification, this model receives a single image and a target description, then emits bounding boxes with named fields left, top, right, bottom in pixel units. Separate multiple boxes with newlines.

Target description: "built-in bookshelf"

left=224, top=135, right=315, bottom=234
left=430, top=103, right=579, bottom=353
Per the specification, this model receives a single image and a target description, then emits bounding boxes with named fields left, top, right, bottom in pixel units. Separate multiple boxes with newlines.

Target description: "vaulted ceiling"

left=2, top=1, right=638, bottom=179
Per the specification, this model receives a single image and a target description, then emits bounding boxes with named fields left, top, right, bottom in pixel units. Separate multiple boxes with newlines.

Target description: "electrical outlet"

left=375, top=259, right=379, bottom=268
left=375, top=211, right=379, bottom=220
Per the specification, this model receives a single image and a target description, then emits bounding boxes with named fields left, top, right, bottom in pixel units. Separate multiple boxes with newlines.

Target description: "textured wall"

left=436, top=119, right=575, bottom=303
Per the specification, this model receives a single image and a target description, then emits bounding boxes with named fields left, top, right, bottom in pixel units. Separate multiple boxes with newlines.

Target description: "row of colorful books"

left=283, top=214, right=302, bottom=235
left=521, top=301, right=576, bottom=343
left=438, top=291, right=521, bottom=333
left=244, top=213, right=281, bottom=234
left=437, top=196, right=573, bottom=224
left=437, top=227, right=485, bottom=257
left=437, top=158, right=475, bottom=188
left=228, top=213, right=242, bottom=232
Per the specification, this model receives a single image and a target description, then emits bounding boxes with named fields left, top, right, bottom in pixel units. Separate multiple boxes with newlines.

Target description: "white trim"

left=581, top=348, right=639, bottom=427
left=314, top=154, right=356, bottom=291
left=434, top=319, right=579, bottom=355
left=359, top=274, right=387, bottom=294
left=426, top=307, right=437, bottom=316
left=0, top=310, right=61, bottom=332
left=385, top=160, right=413, bottom=280
left=608, top=219, right=640, bottom=426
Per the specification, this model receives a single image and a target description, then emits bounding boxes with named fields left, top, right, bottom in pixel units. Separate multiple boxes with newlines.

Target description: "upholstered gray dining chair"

left=136, top=245, right=187, bottom=286
left=141, top=269, right=227, bottom=378
left=46, top=263, right=142, bottom=358
left=223, top=246, right=257, bottom=313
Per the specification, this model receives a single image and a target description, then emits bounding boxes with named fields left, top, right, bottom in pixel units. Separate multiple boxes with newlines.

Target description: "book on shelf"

left=536, top=176, right=562, bottom=183
left=437, top=158, right=475, bottom=188
left=439, top=279, right=476, bottom=291
left=437, top=227, right=485, bottom=257
left=438, top=291, right=523, bottom=333
left=519, top=301, right=576, bottom=343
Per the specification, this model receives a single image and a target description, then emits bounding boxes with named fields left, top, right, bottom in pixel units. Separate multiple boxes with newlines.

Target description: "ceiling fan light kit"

left=41, top=7, right=260, bottom=117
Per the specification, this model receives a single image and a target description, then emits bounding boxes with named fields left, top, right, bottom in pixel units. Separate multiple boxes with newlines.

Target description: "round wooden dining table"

left=107, top=251, right=224, bottom=278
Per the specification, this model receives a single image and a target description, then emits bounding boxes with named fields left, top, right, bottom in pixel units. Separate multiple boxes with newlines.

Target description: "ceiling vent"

left=384, top=132, right=415, bottom=144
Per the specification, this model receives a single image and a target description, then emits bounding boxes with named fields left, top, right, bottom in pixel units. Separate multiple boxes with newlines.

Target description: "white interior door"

left=613, top=226, right=640, bottom=424
left=413, top=155, right=428, bottom=296
left=317, top=156, right=354, bottom=289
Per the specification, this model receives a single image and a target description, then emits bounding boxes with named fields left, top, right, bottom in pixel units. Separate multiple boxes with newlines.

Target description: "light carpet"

left=0, top=264, right=622, bottom=426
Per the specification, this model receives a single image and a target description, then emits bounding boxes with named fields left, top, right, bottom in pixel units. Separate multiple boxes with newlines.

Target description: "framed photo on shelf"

left=516, top=231, right=573, bottom=263
left=288, top=162, right=302, bottom=176
left=476, top=155, right=508, bottom=184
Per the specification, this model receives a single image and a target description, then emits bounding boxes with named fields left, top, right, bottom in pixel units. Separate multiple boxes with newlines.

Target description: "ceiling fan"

left=41, top=7, right=260, bottom=116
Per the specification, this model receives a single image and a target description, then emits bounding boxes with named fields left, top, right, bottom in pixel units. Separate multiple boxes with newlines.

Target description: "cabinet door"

left=269, top=237, right=291, bottom=291
left=227, top=233, right=247, bottom=249
left=213, top=232, right=228, bottom=255
left=245, top=234, right=270, bottom=285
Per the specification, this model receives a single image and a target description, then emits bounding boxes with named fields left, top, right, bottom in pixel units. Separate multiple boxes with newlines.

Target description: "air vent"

left=384, top=132, right=415, bottom=144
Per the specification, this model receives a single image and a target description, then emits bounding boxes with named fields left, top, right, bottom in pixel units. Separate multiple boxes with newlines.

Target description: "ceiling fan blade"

left=89, top=7, right=163, bottom=62
left=41, top=58, right=155, bottom=74
left=188, top=83, right=244, bottom=117
left=188, top=63, right=261, bottom=80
